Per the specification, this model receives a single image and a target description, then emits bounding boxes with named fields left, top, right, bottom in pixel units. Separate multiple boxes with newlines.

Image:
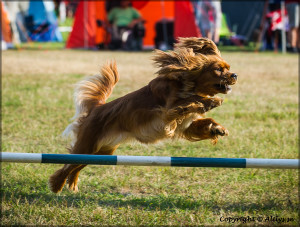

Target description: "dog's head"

left=153, top=37, right=237, bottom=97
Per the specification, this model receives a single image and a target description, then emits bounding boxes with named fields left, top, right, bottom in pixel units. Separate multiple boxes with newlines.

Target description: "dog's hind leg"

left=49, top=163, right=82, bottom=193
left=49, top=129, right=100, bottom=193
left=49, top=142, right=94, bottom=193
left=67, top=164, right=87, bottom=192
left=66, top=145, right=119, bottom=193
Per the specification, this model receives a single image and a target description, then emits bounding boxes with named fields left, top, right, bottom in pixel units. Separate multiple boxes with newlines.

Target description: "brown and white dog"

left=49, top=37, right=237, bottom=193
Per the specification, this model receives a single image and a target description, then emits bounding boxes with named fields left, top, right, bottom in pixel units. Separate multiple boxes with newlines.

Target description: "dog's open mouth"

left=214, top=84, right=232, bottom=93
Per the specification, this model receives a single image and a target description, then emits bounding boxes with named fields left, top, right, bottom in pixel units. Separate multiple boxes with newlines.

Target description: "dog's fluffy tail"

left=62, top=61, right=119, bottom=139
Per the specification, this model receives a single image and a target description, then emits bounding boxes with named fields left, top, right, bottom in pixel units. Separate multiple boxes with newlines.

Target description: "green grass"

left=58, top=17, right=74, bottom=43
left=1, top=50, right=298, bottom=226
left=14, top=42, right=66, bottom=50
left=58, top=17, right=74, bottom=27
left=14, top=41, right=258, bottom=52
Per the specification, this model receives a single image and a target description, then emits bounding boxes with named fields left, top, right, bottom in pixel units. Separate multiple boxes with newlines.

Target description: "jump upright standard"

left=1, top=152, right=299, bottom=169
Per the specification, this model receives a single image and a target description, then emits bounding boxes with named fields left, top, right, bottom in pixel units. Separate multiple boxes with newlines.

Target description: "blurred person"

left=286, top=0, right=299, bottom=52
left=211, top=1, right=222, bottom=44
left=265, top=0, right=288, bottom=52
left=194, top=0, right=222, bottom=44
left=65, top=1, right=78, bottom=18
left=54, top=0, right=66, bottom=22
left=107, top=0, right=144, bottom=50
left=4, top=1, right=30, bottom=44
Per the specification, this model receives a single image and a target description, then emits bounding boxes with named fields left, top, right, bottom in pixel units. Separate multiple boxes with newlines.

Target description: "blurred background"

left=1, top=0, right=299, bottom=53
left=2, top=1, right=299, bottom=225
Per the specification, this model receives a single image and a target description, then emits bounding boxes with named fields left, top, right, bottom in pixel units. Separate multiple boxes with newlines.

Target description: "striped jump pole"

left=1, top=152, right=299, bottom=169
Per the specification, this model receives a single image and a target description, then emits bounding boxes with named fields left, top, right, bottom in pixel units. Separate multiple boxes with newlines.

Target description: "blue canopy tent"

left=26, top=1, right=62, bottom=42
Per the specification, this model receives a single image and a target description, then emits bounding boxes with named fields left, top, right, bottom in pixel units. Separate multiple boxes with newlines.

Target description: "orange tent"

left=66, top=0, right=200, bottom=49
left=135, top=1, right=175, bottom=48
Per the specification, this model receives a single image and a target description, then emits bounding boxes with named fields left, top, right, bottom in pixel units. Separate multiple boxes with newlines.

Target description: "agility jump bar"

left=1, top=152, right=298, bottom=169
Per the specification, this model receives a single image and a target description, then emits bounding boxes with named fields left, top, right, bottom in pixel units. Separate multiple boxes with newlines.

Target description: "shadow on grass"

left=96, top=194, right=297, bottom=214
left=2, top=180, right=298, bottom=213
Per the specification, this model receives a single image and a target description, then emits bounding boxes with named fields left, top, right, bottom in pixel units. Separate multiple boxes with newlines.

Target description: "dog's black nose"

left=231, top=73, right=238, bottom=79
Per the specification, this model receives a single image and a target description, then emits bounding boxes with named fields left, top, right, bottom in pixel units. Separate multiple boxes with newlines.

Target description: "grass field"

left=2, top=49, right=299, bottom=226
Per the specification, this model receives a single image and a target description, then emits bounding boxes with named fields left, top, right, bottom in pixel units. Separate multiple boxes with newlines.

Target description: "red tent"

left=174, top=1, right=201, bottom=38
left=66, top=1, right=107, bottom=48
left=66, top=0, right=201, bottom=49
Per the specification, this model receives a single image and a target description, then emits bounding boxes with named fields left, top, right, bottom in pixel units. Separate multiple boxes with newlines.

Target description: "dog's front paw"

left=209, top=123, right=229, bottom=142
left=174, top=102, right=205, bottom=115
left=201, top=96, right=223, bottom=112
left=208, top=123, right=228, bottom=144
left=209, top=124, right=229, bottom=136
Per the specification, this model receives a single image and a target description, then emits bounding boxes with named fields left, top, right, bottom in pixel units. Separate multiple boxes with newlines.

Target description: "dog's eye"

left=216, top=67, right=223, bottom=72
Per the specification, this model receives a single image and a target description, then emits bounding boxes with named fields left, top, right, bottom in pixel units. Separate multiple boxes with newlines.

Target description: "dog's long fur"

left=49, top=37, right=237, bottom=193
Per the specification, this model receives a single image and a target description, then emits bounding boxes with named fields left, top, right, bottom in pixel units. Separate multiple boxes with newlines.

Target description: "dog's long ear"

left=152, top=48, right=208, bottom=79
left=175, top=37, right=221, bottom=57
